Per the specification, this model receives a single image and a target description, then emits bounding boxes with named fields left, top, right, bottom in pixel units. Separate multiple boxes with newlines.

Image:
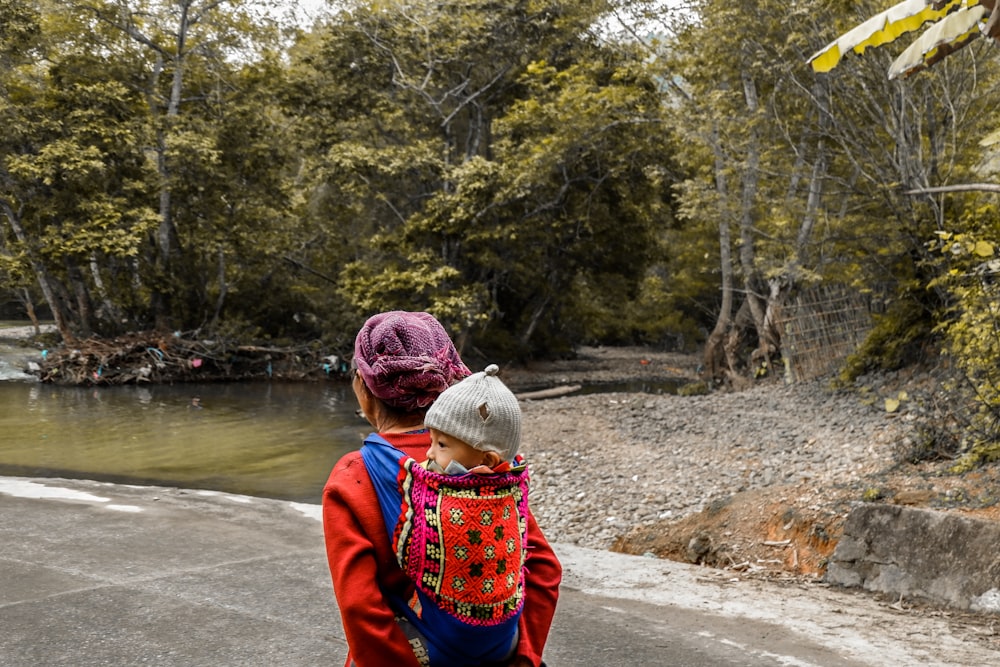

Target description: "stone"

left=825, top=504, right=1000, bottom=612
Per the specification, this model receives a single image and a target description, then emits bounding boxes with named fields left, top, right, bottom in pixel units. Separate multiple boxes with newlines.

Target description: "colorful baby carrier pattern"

left=361, top=434, right=529, bottom=665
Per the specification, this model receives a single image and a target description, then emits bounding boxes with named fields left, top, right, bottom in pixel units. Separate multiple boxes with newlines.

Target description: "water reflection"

left=0, top=381, right=367, bottom=503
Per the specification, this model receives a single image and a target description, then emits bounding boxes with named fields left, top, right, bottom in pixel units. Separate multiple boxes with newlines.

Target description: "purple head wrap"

left=353, top=311, right=471, bottom=412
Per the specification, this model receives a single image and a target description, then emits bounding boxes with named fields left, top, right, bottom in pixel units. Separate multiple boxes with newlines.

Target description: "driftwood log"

left=514, top=385, right=582, bottom=400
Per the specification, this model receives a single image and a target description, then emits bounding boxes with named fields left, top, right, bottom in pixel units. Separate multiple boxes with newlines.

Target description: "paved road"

left=1, top=477, right=995, bottom=666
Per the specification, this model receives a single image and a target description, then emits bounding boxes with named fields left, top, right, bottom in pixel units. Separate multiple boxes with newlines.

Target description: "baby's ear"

left=482, top=450, right=502, bottom=468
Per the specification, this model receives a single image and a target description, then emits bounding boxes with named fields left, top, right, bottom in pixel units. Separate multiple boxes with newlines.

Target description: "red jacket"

left=323, top=430, right=562, bottom=667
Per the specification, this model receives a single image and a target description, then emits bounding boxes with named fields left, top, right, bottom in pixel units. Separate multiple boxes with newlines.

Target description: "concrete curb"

left=825, top=503, right=1000, bottom=613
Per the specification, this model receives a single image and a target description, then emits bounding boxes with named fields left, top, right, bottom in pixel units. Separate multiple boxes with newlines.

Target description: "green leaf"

left=974, top=241, right=995, bottom=258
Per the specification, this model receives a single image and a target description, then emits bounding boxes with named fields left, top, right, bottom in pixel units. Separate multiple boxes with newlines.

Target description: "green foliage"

left=927, top=225, right=1000, bottom=471
left=339, top=251, right=490, bottom=331
left=7, top=0, right=1000, bottom=378
left=285, top=0, right=678, bottom=357
left=659, top=0, right=1000, bottom=383
left=838, top=296, right=932, bottom=385
left=861, top=487, right=886, bottom=502
left=615, top=272, right=706, bottom=350
left=0, top=1, right=308, bottom=339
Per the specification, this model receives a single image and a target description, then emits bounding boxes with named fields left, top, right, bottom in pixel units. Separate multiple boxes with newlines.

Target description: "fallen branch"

left=516, top=385, right=582, bottom=400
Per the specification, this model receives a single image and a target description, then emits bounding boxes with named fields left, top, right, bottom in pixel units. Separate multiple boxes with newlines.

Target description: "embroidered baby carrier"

left=361, top=434, right=529, bottom=666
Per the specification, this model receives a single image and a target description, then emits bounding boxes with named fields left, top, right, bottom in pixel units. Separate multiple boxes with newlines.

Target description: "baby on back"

left=423, top=363, right=522, bottom=475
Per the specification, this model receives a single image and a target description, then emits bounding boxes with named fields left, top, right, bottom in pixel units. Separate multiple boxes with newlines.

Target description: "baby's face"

left=426, top=428, right=486, bottom=472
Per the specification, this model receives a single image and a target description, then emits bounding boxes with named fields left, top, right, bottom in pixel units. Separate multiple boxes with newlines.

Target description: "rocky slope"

left=503, top=346, right=1000, bottom=582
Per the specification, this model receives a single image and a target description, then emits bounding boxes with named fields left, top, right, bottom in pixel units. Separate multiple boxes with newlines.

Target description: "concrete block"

left=824, top=504, right=1000, bottom=612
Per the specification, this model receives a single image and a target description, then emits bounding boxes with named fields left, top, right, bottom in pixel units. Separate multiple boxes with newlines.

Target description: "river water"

left=0, top=336, right=683, bottom=504
left=0, top=343, right=366, bottom=503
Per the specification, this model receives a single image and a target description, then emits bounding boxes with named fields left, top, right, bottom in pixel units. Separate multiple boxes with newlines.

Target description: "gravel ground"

left=517, top=372, right=909, bottom=550
left=504, top=346, right=1000, bottom=658
left=501, top=346, right=997, bottom=579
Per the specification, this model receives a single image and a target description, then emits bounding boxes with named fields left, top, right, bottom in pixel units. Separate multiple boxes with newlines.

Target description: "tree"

left=1, top=1, right=160, bottom=341
left=650, top=0, right=1000, bottom=385
left=810, top=0, right=1000, bottom=463
left=1, top=1, right=306, bottom=341
left=283, top=0, right=677, bottom=356
left=70, top=0, right=293, bottom=329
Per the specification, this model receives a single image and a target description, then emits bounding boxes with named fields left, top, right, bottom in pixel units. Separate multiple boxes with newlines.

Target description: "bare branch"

left=903, top=183, right=1000, bottom=195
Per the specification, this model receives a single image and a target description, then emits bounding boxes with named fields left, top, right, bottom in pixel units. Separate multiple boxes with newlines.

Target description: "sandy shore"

left=0, top=324, right=54, bottom=342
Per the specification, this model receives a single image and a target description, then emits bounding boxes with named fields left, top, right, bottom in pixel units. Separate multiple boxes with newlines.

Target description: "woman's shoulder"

left=325, top=432, right=428, bottom=490
left=336, top=448, right=364, bottom=465
left=324, top=450, right=368, bottom=490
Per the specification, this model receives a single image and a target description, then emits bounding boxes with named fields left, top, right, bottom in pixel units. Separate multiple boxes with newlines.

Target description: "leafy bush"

left=928, top=229, right=1000, bottom=471
left=838, top=295, right=932, bottom=385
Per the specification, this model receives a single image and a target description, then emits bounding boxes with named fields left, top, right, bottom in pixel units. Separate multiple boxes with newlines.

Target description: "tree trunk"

left=702, top=123, right=735, bottom=382
left=755, top=277, right=785, bottom=373
left=209, top=244, right=228, bottom=332
left=16, top=288, right=41, bottom=334
left=115, top=2, right=192, bottom=329
left=737, top=70, right=773, bottom=372
left=65, top=257, right=94, bottom=337
left=1, top=202, right=75, bottom=343
left=157, top=2, right=188, bottom=268
left=89, top=254, right=121, bottom=325
left=797, top=78, right=832, bottom=263
left=519, top=293, right=552, bottom=349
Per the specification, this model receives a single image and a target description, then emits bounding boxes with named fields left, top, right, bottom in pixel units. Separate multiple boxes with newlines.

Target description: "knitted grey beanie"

left=424, top=364, right=521, bottom=462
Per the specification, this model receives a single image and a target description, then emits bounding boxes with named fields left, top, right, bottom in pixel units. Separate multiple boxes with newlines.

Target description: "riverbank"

left=504, top=346, right=1000, bottom=586
left=3, top=331, right=996, bottom=586
left=0, top=326, right=343, bottom=384
left=3, top=337, right=999, bottom=651
left=0, top=323, right=54, bottom=341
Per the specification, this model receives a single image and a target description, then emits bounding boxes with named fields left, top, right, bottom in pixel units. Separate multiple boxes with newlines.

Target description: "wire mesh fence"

left=776, top=285, right=879, bottom=382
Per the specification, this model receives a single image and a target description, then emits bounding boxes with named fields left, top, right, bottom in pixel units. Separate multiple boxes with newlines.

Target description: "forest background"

left=3, top=0, right=1000, bottom=463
